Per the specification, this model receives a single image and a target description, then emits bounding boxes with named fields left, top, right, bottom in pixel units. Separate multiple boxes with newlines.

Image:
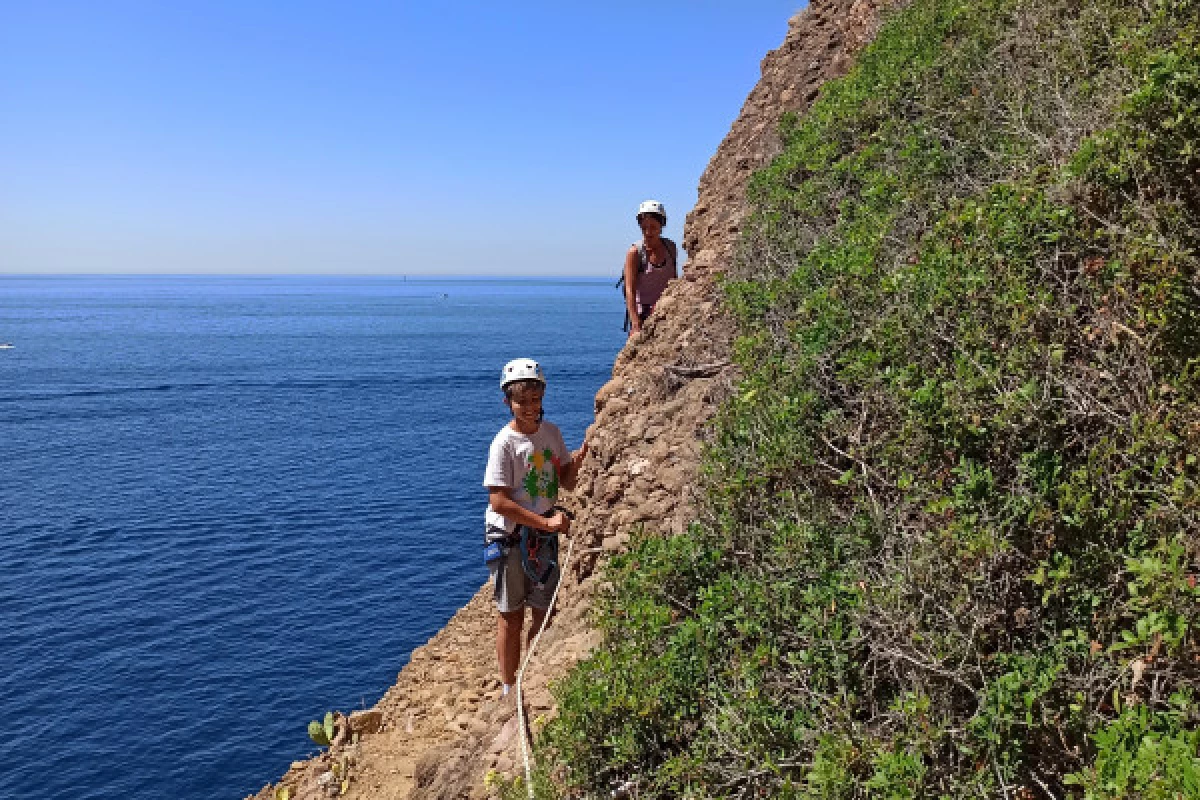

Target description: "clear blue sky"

left=1, top=2, right=805, bottom=275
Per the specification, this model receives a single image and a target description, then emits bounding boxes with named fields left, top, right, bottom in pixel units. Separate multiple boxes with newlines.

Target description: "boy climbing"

left=483, top=358, right=588, bottom=698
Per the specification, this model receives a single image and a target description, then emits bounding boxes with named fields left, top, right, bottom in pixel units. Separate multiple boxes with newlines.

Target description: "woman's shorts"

left=489, top=543, right=556, bottom=613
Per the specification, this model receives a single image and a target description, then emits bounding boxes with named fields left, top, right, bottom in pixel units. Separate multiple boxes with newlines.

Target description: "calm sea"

left=0, top=275, right=624, bottom=799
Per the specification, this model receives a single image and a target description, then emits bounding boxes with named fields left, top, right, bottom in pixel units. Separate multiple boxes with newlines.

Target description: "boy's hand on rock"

left=574, top=441, right=589, bottom=465
left=546, top=511, right=570, bottom=535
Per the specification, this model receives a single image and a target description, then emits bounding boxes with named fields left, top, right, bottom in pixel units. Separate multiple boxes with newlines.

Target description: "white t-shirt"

left=483, top=421, right=570, bottom=534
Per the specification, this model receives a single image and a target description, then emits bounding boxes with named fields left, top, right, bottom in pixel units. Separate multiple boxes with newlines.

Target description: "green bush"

left=1065, top=692, right=1200, bottom=798
left=307, top=711, right=337, bottom=747
left=542, top=0, right=1200, bottom=797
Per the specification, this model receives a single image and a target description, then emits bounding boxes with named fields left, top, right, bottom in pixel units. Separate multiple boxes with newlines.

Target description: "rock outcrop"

left=249, top=2, right=895, bottom=798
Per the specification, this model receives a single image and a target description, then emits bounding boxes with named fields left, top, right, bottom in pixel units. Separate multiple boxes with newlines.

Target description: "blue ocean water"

left=0, top=275, right=624, bottom=800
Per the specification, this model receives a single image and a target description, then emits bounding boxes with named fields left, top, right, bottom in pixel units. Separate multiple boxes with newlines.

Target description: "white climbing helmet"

left=636, top=200, right=666, bottom=225
left=500, top=358, right=546, bottom=389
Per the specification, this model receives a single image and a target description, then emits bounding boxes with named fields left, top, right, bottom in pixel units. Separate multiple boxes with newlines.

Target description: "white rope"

left=516, top=531, right=576, bottom=800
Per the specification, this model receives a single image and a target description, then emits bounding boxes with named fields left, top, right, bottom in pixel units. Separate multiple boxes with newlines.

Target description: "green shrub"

left=542, top=0, right=1200, bottom=796
left=307, top=711, right=336, bottom=747
left=1065, top=693, right=1200, bottom=798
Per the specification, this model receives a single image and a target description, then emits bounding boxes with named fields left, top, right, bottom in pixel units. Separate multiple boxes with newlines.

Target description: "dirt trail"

left=249, top=3, right=894, bottom=797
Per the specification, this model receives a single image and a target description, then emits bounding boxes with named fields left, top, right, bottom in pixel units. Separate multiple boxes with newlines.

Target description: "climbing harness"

left=515, top=506, right=575, bottom=800
left=481, top=518, right=560, bottom=586
left=517, top=523, right=560, bottom=587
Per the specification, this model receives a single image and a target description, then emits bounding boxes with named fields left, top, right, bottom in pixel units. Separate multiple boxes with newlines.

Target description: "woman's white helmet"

left=500, top=358, right=546, bottom=389
left=636, top=200, right=666, bottom=225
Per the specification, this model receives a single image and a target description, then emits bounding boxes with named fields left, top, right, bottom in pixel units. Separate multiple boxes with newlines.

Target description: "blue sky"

left=1, top=2, right=805, bottom=275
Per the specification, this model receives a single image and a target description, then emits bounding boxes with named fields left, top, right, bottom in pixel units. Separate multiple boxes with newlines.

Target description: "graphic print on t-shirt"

left=522, top=448, right=561, bottom=502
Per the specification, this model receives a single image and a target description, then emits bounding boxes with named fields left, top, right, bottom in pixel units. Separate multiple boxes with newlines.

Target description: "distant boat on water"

left=0, top=343, right=13, bottom=349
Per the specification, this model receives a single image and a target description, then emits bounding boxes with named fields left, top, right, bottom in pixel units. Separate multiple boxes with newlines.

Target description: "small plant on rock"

left=307, top=711, right=337, bottom=747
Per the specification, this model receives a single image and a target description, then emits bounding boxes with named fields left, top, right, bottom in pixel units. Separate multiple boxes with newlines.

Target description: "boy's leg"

left=527, top=606, right=549, bottom=647
left=490, top=543, right=530, bottom=687
left=525, top=565, right=558, bottom=647
left=497, top=609, right=524, bottom=686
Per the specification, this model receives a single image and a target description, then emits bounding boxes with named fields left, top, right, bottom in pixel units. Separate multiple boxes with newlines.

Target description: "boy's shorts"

left=489, top=537, right=557, bottom=613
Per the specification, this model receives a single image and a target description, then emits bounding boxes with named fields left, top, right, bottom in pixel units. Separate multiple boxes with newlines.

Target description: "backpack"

left=616, top=238, right=677, bottom=331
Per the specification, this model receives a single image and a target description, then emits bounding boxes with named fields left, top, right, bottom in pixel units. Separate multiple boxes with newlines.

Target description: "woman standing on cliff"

left=622, top=200, right=678, bottom=336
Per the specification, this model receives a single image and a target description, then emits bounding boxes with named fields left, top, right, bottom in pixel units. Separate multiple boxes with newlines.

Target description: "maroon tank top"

left=633, top=238, right=676, bottom=313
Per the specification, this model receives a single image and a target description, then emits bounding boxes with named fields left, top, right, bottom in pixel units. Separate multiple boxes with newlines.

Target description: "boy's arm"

left=488, top=487, right=569, bottom=533
left=558, top=439, right=589, bottom=492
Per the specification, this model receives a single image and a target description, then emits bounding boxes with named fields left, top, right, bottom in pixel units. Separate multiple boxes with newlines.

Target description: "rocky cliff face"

left=250, top=3, right=894, bottom=798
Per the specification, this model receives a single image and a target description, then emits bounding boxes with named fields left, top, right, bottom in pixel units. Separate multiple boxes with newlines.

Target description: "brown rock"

left=413, top=748, right=443, bottom=788
left=603, top=531, right=631, bottom=551
left=487, top=714, right=520, bottom=756
left=347, top=709, right=382, bottom=736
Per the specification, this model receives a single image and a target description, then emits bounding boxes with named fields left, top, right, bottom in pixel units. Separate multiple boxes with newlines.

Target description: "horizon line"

left=0, top=272, right=617, bottom=279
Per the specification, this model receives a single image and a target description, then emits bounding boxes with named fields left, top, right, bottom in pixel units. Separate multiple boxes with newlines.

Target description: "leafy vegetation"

left=541, top=0, right=1199, bottom=796
left=307, top=711, right=338, bottom=747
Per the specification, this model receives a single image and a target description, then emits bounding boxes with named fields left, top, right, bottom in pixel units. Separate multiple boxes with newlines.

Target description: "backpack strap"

left=638, top=239, right=676, bottom=272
